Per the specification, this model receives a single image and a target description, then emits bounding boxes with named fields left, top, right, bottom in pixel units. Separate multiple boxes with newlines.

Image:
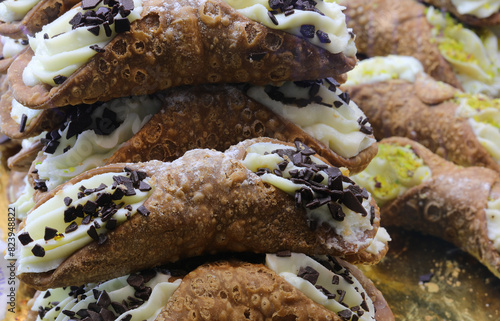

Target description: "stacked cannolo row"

left=0, top=0, right=395, bottom=320
left=341, top=55, right=500, bottom=173
left=340, top=0, right=500, bottom=98
left=351, top=136, right=500, bottom=279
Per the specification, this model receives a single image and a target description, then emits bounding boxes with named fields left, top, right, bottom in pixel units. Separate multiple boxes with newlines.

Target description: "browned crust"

left=9, top=0, right=356, bottom=109
left=379, top=137, right=500, bottom=279
left=0, top=89, right=65, bottom=139
left=421, top=0, right=500, bottom=26
left=341, top=0, right=462, bottom=89
left=343, top=75, right=500, bottom=172
left=0, top=0, right=80, bottom=38
left=158, top=259, right=394, bottom=321
left=17, top=138, right=380, bottom=290
left=107, top=85, right=377, bottom=174
left=7, top=140, right=43, bottom=172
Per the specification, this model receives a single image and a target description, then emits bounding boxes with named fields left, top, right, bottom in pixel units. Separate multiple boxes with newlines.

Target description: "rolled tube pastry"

left=25, top=254, right=394, bottom=321
left=11, top=138, right=381, bottom=289
left=8, top=0, right=357, bottom=109
left=351, top=137, right=500, bottom=279
left=22, top=80, right=376, bottom=204
left=421, top=0, right=500, bottom=26
left=343, top=56, right=500, bottom=172
left=341, top=0, right=500, bottom=97
left=0, top=0, right=80, bottom=38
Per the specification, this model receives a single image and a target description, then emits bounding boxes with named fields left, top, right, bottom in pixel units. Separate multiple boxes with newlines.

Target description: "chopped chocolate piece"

left=294, top=140, right=316, bottom=156
left=122, top=314, right=132, bottom=321
left=87, top=225, right=99, bottom=241
left=87, top=25, right=100, bottom=36
left=114, top=18, right=131, bottom=33
left=360, top=298, right=370, bottom=312
left=65, top=222, right=78, bottom=234
left=339, top=92, right=350, bottom=104
left=120, top=0, right=134, bottom=11
left=337, top=289, right=346, bottom=305
left=105, top=218, right=117, bottom=230
left=32, top=244, right=45, bottom=257
left=111, top=302, right=127, bottom=315
left=137, top=205, right=150, bottom=216
left=127, top=274, right=144, bottom=289
left=18, top=232, right=33, bottom=245
left=338, top=309, right=352, bottom=321
left=135, top=286, right=152, bottom=300
left=267, top=11, right=279, bottom=25
left=97, top=290, right=111, bottom=307
left=276, top=250, right=292, bottom=257
left=300, top=24, right=315, bottom=38
left=111, top=187, right=125, bottom=200
left=284, top=9, right=294, bottom=16
left=53, top=75, right=67, bottom=85
left=62, top=310, right=75, bottom=317
left=82, top=0, right=102, bottom=10
left=100, top=308, right=116, bottom=321
left=297, top=266, right=319, bottom=285
left=43, top=33, right=49, bottom=39
left=69, top=12, right=83, bottom=26
left=34, top=179, right=48, bottom=192
left=332, top=274, right=340, bottom=285
left=138, top=181, right=151, bottom=191
left=64, top=197, right=73, bottom=206
left=316, top=29, right=331, bottom=43
left=333, top=100, right=343, bottom=108
left=44, top=227, right=58, bottom=241
left=64, top=207, right=77, bottom=223
left=83, top=201, right=98, bottom=214
left=82, top=214, right=93, bottom=225
left=19, top=114, right=27, bottom=133
left=328, top=201, right=345, bottom=221
left=342, top=189, right=367, bottom=216
left=20, top=39, right=29, bottom=45
left=43, top=140, right=60, bottom=154
left=96, top=193, right=112, bottom=206
left=43, top=291, right=51, bottom=298
left=90, top=44, right=105, bottom=53
left=370, top=206, right=375, bottom=225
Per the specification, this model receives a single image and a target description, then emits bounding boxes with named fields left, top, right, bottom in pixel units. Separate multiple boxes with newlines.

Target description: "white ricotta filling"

left=245, top=80, right=375, bottom=159
left=0, top=0, right=39, bottom=22
left=243, top=142, right=374, bottom=250
left=14, top=172, right=155, bottom=273
left=23, top=0, right=143, bottom=87
left=344, top=55, right=424, bottom=85
left=9, top=98, right=42, bottom=126
left=223, top=0, right=356, bottom=57
left=32, top=272, right=181, bottom=321
left=451, top=0, right=500, bottom=18
left=266, top=253, right=375, bottom=320
left=1, top=36, right=28, bottom=58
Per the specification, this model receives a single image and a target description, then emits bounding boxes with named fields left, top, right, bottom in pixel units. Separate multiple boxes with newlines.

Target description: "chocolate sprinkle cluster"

left=255, top=141, right=374, bottom=229
left=37, top=268, right=167, bottom=321
left=51, top=0, right=134, bottom=84
left=40, top=104, right=122, bottom=156
left=297, top=255, right=371, bottom=321
left=19, top=167, right=151, bottom=257
left=267, top=0, right=331, bottom=43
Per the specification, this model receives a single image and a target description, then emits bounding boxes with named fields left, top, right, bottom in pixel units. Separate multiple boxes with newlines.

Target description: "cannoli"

left=351, top=136, right=500, bottom=278
left=25, top=253, right=394, bottom=321
left=341, top=0, right=500, bottom=97
left=0, top=36, right=28, bottom=72
left=421, top=0, right=500, bottom=26
left=0, top=90, right=65, bottom=139
left=342, top=56, right=500, bottom=172
left=12, top=137, right=381, bottom=289
left=340, top=0, right=461, bottom=88
left=9, top=0, right=357, bottom=109
left=23, top=80, right=377, bottom=202
left=7, top=137, right=43, bottom=172
left=0, top=0, right=81, bottom=38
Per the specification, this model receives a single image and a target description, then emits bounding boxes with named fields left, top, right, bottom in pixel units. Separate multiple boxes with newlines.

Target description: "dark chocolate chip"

left=82, top=0, right=102, bottom=10
left=19, top=114, right=27, bottom=133
left=53, top=75, right=67, bottom=85
left=31, top=244, right=45, bottom=257
left=137, top=205, right=150, bottom=216
left=18, top=232, right=33, bottom=245
left=300, top=24, right=315, bottom=38
left=127, top=274, right=144, bottom=288
left=87, top=225, right=99, bottom=241
left=105, top=218, right=117, bottom=230
left=64, top=197, right=73, bottom=206
left=276, top=250, right=292, bottom=257
left=44, top=227, right=58, bottom=241
left=65, top=222, right=78, bottom=234
left=267, top=11, right=279, bottom=25
left=114, top=18, right=130, bottom=33
left=297, top=266, right=319, bottom=285
left=316, top=29, right=331, bottom=43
